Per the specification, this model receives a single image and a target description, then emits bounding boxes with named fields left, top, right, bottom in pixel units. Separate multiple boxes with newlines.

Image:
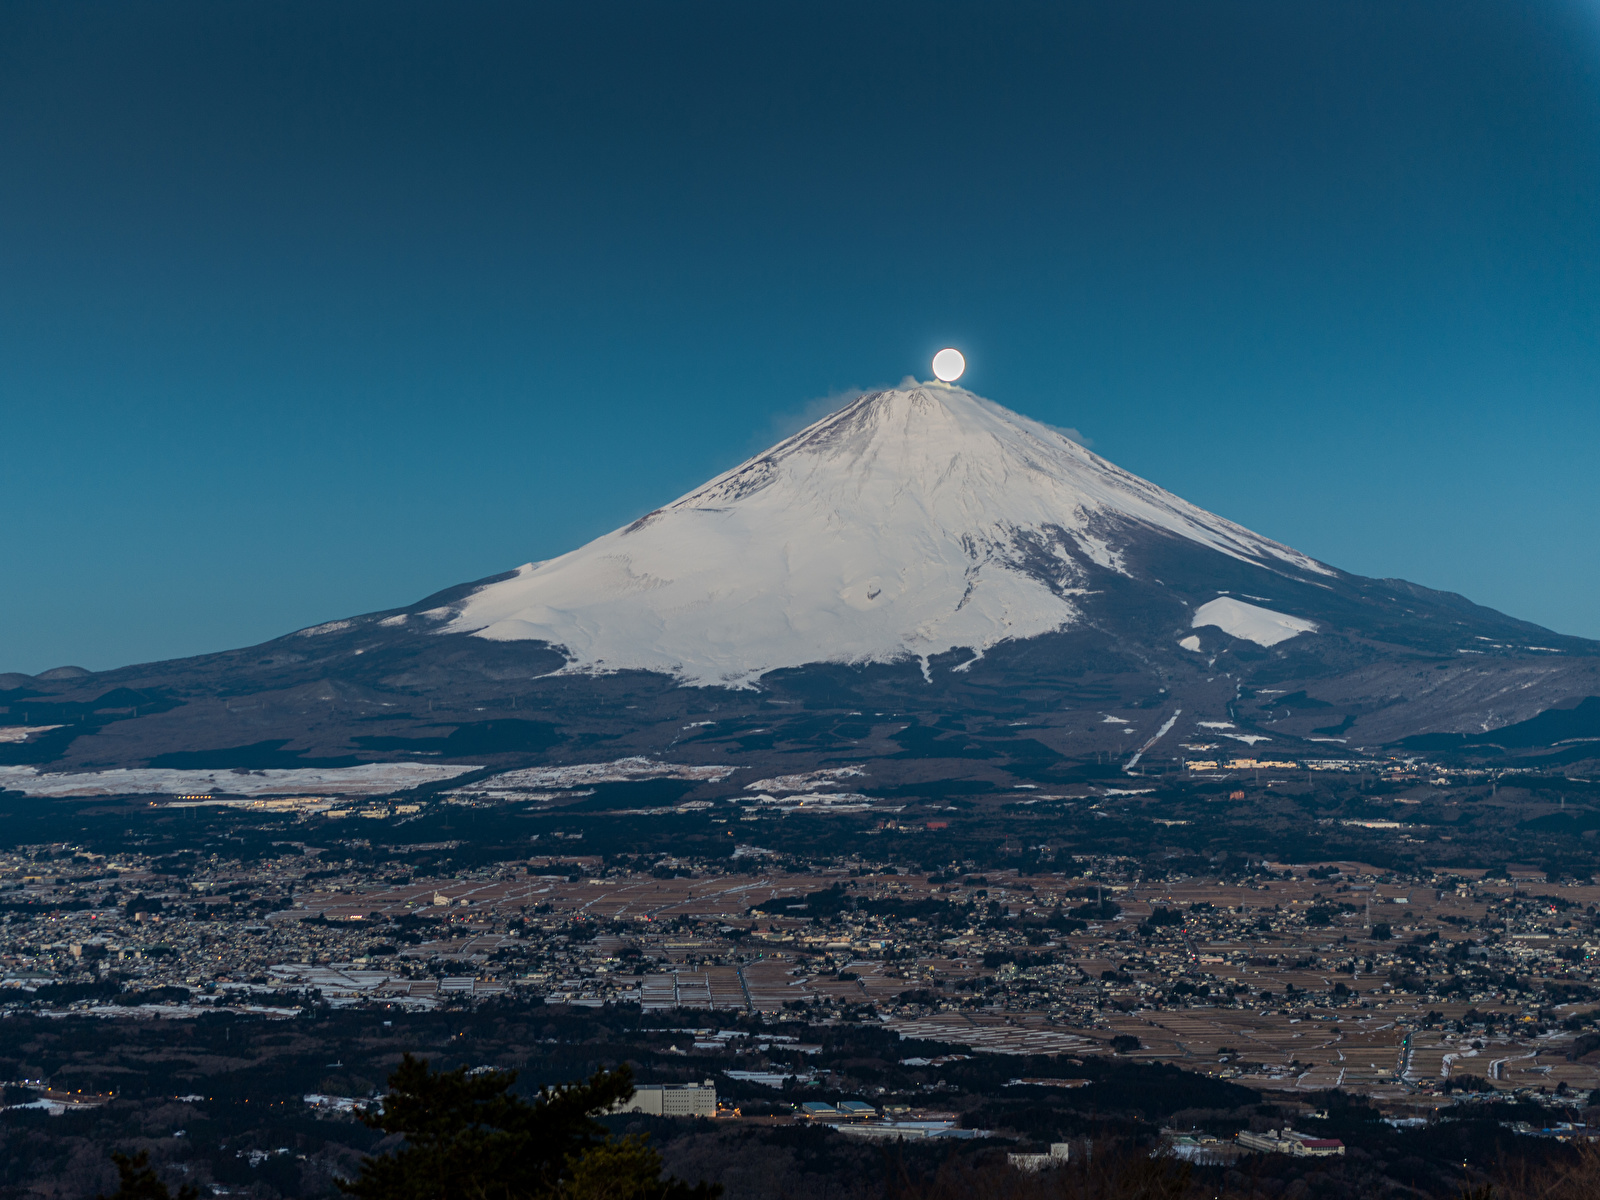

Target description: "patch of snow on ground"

left=745, top=768, right=866, bottom=794
left=0, top=763, right=476, bottom=798
left=465, top=758, right=737, bottom=792
left=751, top=792, right=879, bottom=812
left=1192, top=597, right=1317, bottom=647
left=1125, top=709, right=1183, bottom=771
left=0, top=726, right=63, bottom=744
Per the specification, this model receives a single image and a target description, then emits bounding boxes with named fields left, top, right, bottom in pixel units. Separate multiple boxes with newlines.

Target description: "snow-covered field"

left=744, top=767, right=866, bottom=794
left=749, top=792, right=880, bottom=813
left=446, top=384, right=1331, bottom=685
left=0, top=763, right=478, bottom=798
left=454, top=757, right=737, bottom=794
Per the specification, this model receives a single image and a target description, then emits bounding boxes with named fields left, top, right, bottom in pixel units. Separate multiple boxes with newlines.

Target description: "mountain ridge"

left=2, top=383, right=1598, bottom=780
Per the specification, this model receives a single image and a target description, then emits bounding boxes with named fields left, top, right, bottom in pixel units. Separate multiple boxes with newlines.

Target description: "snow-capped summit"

left=445, top=384, right=1331, bottom=686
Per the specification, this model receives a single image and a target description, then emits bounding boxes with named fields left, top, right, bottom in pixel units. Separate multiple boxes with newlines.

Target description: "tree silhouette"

left=97, top=1151, right=199, bottom=1200
left=340, top=1054, right=720, bottom=1200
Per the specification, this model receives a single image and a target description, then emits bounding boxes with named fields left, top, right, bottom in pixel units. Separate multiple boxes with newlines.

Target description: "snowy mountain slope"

left=445, top=384, right=1334, bottom=685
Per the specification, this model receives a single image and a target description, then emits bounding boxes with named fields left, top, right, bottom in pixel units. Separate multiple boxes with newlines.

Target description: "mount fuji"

left=4, top=383, right=1598, bottom=782
left=445, top=384, right=1331, bottom=687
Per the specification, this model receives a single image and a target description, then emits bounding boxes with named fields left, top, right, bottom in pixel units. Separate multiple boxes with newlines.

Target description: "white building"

left=1008, top=1143, right=1070, bottom=1171
left=615, top=1081, right=716, bottom=1118
left=1237, top=1128, right=1344, bottom=1157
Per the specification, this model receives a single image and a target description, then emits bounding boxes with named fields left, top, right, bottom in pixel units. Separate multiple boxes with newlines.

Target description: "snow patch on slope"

left=1192, top=597, right=1317, bottom=647
left=298, top=620, right=353, bottom=637
left=448, top=385, right=1332, bottom=686
left=1196, top=595, right=1318, bottom=643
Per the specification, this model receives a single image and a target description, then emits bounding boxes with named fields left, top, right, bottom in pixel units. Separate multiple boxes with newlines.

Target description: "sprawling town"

left=7, top=796, right=1599, bottom=1103
left=3, top=755, right=1599, bottom=1199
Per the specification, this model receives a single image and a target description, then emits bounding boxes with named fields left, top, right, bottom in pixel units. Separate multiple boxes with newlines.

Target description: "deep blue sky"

left=4, top=1, right=1600, bottom=674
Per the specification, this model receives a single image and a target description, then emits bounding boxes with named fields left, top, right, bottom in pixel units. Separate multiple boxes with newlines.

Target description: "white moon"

left=931, top=347, right=965, bottom=382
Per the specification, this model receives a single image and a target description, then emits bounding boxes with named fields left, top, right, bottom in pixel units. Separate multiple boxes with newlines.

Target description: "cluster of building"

left=791, top=1099, right=981, bottom=1141
left=1235, top=1127, right=1346, bottom=1156
left=1160, top=1126, right=1344, bottom=1164
left=1180, top=756, right=1504, bottom=782
left=4, top=839, right=1599, bottom=1109
left=1183, top=757, right=1301, bottom=772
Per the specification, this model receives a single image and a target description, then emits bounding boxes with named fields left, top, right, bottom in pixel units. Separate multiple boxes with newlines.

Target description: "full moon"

left=931, top=347, right=966, bottom=382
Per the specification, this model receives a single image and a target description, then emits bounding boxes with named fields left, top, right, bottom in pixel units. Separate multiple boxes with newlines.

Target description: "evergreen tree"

left=97, top=1151, right=199, bottom=1200
left=340, top=1054, right=720, bottom=1200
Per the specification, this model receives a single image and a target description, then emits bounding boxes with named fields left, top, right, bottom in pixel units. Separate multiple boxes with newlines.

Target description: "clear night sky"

left=3, top=1, right=1599, bottom=674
